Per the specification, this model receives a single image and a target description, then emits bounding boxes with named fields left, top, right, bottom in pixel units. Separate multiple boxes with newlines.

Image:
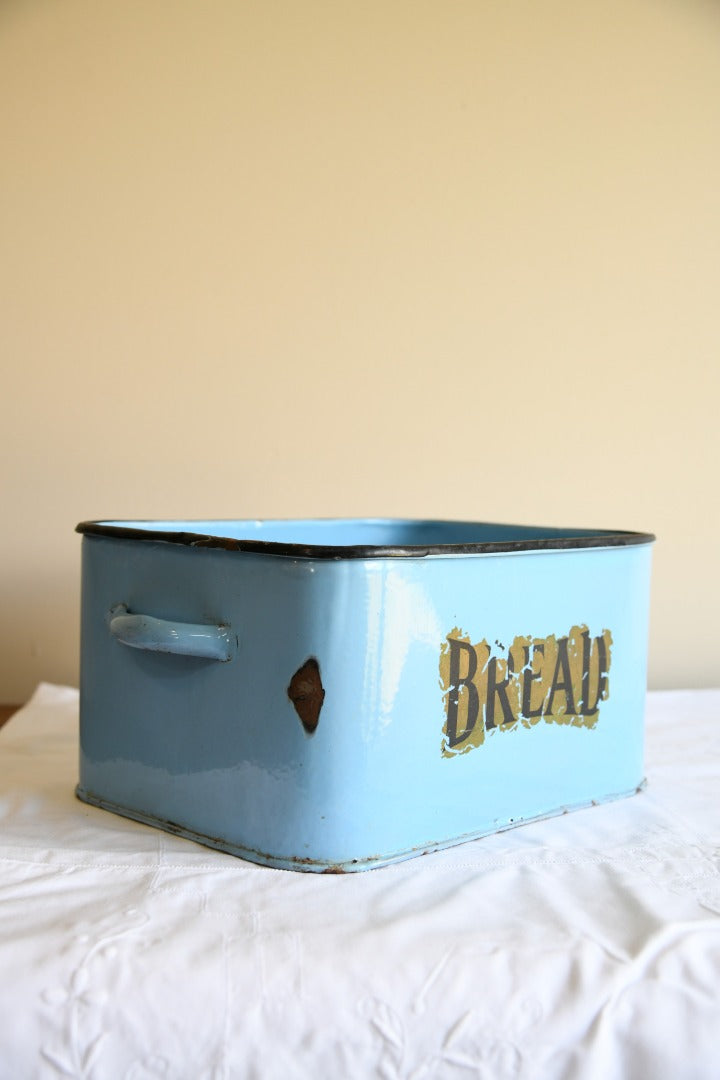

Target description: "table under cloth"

left=0, top=684, right=718, bottom=1079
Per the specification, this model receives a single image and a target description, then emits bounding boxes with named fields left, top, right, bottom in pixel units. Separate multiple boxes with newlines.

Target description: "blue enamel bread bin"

left=76, top=519, right=654, bottom=872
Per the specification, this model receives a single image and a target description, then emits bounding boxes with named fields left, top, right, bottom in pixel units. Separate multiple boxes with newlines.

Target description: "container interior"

left=92, top=519, right=628, bottom=548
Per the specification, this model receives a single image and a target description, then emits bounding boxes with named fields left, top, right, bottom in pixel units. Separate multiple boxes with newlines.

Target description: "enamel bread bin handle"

left=108, top=604, right=235, bottom=662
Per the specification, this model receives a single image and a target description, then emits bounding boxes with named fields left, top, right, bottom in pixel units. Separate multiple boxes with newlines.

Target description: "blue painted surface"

left=77, top=520, right=654, bottom=871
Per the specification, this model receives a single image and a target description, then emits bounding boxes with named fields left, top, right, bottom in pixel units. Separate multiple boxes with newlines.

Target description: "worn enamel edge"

left=75, top=781, right=646, bottom=874
left=75, top=520, right=656, bottom=560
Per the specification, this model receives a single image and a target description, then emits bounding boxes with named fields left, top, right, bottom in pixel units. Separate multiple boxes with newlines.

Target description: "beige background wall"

left=1, top=0, right=718, bottom=701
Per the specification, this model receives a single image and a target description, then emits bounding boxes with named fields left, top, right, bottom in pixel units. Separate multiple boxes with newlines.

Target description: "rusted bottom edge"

left=75, top=780, right=646, bottom=873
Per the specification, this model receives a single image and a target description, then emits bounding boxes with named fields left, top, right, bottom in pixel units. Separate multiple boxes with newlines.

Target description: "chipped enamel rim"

left=76, top=520, right=655, bottom=560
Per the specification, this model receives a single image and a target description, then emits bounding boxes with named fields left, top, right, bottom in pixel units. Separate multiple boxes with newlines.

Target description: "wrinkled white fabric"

left=0, top=685, right=718, bottom=1079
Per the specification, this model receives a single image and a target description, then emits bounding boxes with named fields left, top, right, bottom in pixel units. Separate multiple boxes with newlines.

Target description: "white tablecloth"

left=0, top=685, right=718, bottom=1079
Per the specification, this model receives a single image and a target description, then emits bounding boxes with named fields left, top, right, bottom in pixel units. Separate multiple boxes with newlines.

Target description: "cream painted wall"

left=1, top=0, right=718, bottom=700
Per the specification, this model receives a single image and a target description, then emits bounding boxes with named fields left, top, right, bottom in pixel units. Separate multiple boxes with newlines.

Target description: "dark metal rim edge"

left=76, top=520, right=656, bottom=559
left=75, top=781, right=646, bottom=873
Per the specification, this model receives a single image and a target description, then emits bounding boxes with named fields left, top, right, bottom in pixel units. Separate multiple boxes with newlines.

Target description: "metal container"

left=76, top=519, right=654, bottom=872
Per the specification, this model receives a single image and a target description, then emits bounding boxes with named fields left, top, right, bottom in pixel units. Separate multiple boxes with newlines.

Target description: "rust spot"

left=287, top=658, right=325, bottom=734
left=321, top=866, right=347, bottom=875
